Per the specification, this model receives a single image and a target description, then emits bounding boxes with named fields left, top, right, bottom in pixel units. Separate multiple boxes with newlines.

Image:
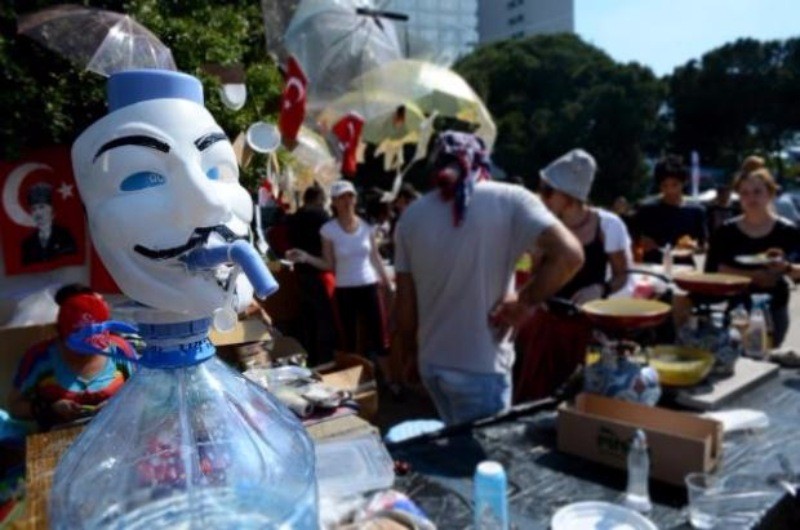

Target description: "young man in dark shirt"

left=705, top=183, right=740, bottom=235
left=286, top=185, right=336, bottom=365
left=634, top=155, right=708, bottom=265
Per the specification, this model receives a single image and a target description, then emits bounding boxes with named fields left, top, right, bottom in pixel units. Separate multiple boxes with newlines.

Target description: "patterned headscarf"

left=429, top=131, right=491, bottom=226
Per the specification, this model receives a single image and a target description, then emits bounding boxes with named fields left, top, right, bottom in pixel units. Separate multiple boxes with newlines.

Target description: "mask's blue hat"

left=107, top=69, right=204, bottom=112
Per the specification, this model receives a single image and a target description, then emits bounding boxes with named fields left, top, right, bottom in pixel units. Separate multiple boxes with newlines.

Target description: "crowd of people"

left=271, top=134, right=799, bottom=425
left=6, top=131, right=800, bottom=432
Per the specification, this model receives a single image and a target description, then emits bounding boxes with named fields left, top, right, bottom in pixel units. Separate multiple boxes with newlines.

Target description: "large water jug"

left=53, top=67, right=318, bottom=528
left=49, top=321, right=318, bottom=529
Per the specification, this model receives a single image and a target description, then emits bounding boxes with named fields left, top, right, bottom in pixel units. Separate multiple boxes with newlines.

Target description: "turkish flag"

left=278, top=55, right=307, bottom=144
left=332, top=113, right=365, bottom=177
left=0, top=147, right=86, bottom=275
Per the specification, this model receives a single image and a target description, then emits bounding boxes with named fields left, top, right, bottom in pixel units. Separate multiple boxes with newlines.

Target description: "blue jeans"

left=419, top=363, right=512, bottom=425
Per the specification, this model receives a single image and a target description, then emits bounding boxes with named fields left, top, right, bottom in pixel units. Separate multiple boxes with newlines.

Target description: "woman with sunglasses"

left=515, top=149, right=632, bottom=401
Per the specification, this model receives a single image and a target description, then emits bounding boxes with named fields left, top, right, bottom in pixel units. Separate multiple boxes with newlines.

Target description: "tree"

left=455, top=34, right=665, bottom=204
left=668, top=37, right=800, bottom=173
left=0, top=0, right=281, bottom=190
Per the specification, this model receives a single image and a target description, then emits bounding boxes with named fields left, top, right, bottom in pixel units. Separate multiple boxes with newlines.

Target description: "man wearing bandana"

left=394, top=131, right=584, bottom=425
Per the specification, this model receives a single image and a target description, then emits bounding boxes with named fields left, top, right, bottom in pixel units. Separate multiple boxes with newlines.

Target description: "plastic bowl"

left=649, top=345, right=714, bottom=386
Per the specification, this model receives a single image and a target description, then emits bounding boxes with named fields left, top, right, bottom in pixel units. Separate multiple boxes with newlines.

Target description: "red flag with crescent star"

left=0, top=147, right=87, bottom=275
left=332, top=112, right=364, bottom=177
left=278, top=55, right=307, bottom=144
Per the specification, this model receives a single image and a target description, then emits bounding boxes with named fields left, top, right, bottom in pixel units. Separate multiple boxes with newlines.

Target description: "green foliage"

left=456, top=34, right=665, bottom=204
left=0, top=0, right=281, bottom=190
left=5, top=2, right=799, bottom=197
left=668, top=37, right=800, bottom=173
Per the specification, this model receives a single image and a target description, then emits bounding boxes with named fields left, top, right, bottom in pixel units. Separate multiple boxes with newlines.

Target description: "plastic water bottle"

left=50, top=319, right=318, bottom=529
left=624, top=429, right=652, bottom=514
left=744, top=297, right=768, bottom=359
left=753, top=294, right=774, bottom=349
left=730, top=305, right=749, bottom=330
left=662, top=244, right=673, bottom=277
left=474, top=461, right=509, bottom=530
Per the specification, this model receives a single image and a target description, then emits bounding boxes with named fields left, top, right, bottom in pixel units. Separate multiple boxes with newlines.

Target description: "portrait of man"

left=21, top=181, right=77, bottom=265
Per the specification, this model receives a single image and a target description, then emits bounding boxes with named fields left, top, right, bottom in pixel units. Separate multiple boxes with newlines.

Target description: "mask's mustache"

left=133, top=225, right=243, bottom=261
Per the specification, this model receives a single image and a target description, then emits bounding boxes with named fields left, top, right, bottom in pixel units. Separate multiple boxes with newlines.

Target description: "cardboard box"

left=210, top=318, right=274, bottom=370
left=209, top=318, right=272, bottom=347
left=316, top=353, right=378, bottom=422
left=557, top=393, right=723, bottom=486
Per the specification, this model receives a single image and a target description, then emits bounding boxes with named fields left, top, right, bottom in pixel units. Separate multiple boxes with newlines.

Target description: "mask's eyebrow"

left=194, top=132, right=228, bottom=151
left=94, top=135, right=170, bottom=163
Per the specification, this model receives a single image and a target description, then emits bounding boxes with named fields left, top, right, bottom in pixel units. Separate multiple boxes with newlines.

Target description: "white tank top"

left=320, top=218, right=378, bottom=287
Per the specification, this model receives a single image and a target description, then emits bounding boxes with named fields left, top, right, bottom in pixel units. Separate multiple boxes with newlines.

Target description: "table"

left=391, top=368, right=800, bottom=529
left=14, top=413, right=374, bottom=529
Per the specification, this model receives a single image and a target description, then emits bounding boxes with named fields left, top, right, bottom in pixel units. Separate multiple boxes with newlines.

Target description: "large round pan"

left=581, top=298, right=671, bottom=332
left=673, top=271, right=751, bottom=297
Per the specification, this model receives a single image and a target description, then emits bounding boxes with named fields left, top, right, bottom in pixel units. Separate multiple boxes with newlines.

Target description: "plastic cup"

left=685, top=472, right=720, bottom=529
left=213, top=306, right=238, bottom=332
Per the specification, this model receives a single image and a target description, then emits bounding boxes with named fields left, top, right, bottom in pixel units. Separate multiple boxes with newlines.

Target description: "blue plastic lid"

left=108, top=69, right=204, bottom=111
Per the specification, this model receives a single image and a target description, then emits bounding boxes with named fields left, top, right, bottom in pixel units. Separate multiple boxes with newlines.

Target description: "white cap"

left=330, top=180, right=356, bottom=198
left=540, top=148, right=597, bottom=202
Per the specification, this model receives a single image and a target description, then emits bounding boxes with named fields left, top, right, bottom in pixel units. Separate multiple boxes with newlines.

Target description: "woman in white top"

left=515, top=149, right=632, bottom=402
left=287, top=180, right=395, bottom=385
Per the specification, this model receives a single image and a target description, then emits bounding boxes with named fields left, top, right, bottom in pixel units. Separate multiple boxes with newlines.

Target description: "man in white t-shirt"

left=394, top=131, right=584, bottom=425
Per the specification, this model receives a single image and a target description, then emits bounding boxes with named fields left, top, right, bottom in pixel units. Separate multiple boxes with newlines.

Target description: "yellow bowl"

left=649, top=345, right=714, bottom=387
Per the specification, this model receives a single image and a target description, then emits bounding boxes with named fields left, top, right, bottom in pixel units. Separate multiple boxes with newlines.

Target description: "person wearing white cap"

left=515, top=148, right=632, bottom=402
left=286, top=179, right=398, bottom=393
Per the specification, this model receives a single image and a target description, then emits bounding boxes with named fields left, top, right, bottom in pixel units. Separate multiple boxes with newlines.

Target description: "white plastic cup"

left=685, top=472, right=719, bottom=529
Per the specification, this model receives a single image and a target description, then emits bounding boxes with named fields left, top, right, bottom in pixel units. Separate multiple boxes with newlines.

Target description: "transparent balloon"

left=17, top=5, right=176, bottom=77
left=290, top=126, right=340, bottom=190
left=283, top=0, right=404, bottom=109
left=351, top=59, right=497, bottom=149
left=317, top=89, right=424, bottom=144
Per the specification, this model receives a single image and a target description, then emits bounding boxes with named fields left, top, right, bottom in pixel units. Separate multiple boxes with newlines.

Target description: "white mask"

left=72, top=72, right=257, bottom=318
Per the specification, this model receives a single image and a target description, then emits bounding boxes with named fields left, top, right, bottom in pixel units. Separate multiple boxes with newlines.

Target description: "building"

left=478, top=0, right=574, bottom=44
left=386, top=0, right=479, bottom=62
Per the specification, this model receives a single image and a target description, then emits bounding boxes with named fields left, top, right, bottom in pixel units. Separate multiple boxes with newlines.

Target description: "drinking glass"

left=685, top=472, right=720, bottom=529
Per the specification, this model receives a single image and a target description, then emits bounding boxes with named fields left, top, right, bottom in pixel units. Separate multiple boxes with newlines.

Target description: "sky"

left=576, top=0, right=800, bottom=76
